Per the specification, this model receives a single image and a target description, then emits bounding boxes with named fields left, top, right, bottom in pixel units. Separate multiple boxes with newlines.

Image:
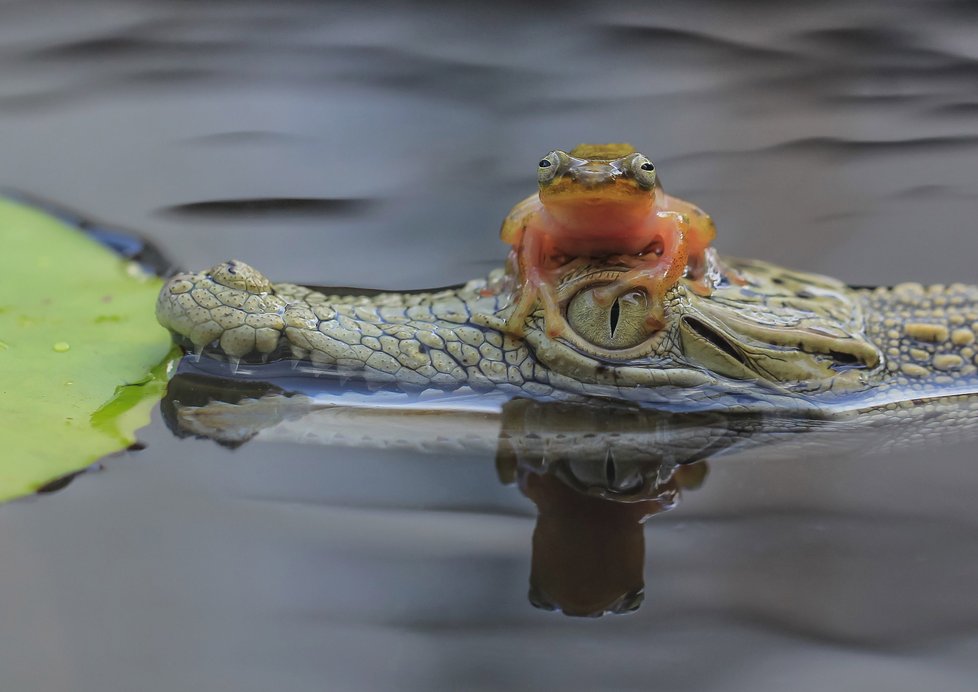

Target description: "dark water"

left=3, top=1, right=978, bottom=689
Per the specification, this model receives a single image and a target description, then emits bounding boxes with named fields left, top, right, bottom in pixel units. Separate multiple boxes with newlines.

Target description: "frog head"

left=536, top=143, right=659, bottom=234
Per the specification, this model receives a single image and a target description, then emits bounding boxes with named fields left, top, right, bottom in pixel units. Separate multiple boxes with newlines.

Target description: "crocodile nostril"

left=207, top=260, right=272, bottom=294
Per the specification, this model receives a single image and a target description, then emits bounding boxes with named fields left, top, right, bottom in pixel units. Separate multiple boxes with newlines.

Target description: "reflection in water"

left=162, top=368, right=788, bottom=617
left=161, top=361, right=978, bottom=622
left=162, top=355, right=978, bottom=624
left=522, top=466, right=707, bottom=616
left=496, top=398, right=709, bottom=617
left=5, top=0, right=978, bottom=686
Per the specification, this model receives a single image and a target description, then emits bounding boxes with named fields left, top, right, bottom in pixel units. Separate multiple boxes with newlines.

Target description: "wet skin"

left=500, top=143, right=720, bottom=338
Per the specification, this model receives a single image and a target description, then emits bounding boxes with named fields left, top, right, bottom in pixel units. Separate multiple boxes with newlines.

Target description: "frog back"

left=568, top=143, right=637, bottom=161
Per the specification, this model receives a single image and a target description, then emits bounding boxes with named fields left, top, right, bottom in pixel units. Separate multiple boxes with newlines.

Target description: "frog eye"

left=537, top=151, right=561, bottom=184
left=631, top=155, right=657, bottom=188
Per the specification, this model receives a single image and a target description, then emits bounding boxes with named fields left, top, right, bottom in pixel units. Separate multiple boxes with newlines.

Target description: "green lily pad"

left=0, top=197, right=176, bottom=502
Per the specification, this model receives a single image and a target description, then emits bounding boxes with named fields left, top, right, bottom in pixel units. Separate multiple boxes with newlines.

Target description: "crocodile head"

left=156, top=253, right=884, bottom=410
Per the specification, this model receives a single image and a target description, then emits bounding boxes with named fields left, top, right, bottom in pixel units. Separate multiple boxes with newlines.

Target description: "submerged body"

left=500, top=143, right=721, bottom=338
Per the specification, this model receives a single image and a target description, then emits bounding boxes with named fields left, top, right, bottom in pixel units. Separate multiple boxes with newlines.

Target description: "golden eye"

left=537, top=151, right=561, bottom=184
left=631, top=155, right=657, bottom=189
left=566, top=288, right=652, bottom=349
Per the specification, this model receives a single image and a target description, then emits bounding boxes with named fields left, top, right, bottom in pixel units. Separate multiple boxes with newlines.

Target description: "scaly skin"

left=155, top=255, right=978, bottom=414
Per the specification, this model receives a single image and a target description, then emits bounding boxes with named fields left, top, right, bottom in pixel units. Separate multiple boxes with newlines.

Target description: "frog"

left=500, top=143, right=722, bottom=338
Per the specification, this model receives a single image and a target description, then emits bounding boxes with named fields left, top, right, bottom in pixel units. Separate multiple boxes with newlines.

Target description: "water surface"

left=2, top=1, right=978, bottom=690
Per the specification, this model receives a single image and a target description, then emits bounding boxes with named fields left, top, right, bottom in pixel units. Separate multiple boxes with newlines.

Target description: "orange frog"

left=500, top=143, right=720, bottom=338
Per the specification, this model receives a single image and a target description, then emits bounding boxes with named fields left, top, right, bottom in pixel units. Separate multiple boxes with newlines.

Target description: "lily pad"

left=0, top=197, right=176, bottom=502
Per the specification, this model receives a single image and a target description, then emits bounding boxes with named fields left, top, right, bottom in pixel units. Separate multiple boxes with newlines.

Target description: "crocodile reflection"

left=161, top=365, right=978, bottom=617
left=161, top=366, right=775, bottom=617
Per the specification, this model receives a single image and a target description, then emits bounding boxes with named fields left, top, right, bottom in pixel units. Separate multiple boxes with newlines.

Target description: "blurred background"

left=2, top=1, right=978, bottom=690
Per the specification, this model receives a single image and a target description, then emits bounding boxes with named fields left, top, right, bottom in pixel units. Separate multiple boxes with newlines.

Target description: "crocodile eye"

left=631, top=155, right=657, bottom=189
left=566, top=288, right=652, bottom=349
left=538, top=151, right=562, bottom=184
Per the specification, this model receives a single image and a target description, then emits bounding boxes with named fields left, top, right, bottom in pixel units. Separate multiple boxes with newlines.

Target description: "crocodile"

left=156, top=254, right=978, bottom=414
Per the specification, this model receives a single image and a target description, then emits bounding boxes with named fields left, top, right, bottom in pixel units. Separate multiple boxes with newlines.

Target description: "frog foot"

left=723, top=262, right=749, bottom=287
left=687, top=247, right=749, bottom=295
left=592, top=269, right=672, bottom=331
left=686, top=275, right=714, bottom=297
left=504, top=269, right=567, bottom=339
left=591, top=245, right=687, bottom=331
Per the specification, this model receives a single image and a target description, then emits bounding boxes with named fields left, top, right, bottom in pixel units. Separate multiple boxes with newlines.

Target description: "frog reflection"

left=495, top=398, right=711, bottom=617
